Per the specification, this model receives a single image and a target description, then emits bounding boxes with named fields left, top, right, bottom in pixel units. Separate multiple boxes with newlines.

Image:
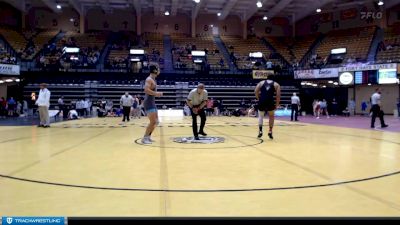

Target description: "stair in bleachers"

left=213, top=36, right=235, bottom=71
left=260, top=38, right=290, bottom=68
left=163, top=35, right=174, bottom=72
left=369, top=27, right=384, bottom=62
left=98, top=32, right=117, bottom=70
left=301, top=34, right=325, bottom=68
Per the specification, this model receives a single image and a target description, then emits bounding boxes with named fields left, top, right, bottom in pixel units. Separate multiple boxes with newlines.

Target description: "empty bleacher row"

left=23, top=81, right=298, bottom=111
left=266, top=34, right=320, bottom=65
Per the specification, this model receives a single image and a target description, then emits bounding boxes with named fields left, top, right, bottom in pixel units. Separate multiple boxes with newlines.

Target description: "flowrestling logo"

left=1, top=217, right=65, bottom=225
left=360, top=11, right=383, bottom=20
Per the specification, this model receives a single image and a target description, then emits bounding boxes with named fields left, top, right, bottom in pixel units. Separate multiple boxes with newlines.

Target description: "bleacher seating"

left=0, top=27, right=59, bottom=60
left=142, top=32, right=164, bottom=70
left=0, top=41, right=16, bottom=64
left=266, top=34, right=319, bottom=65
left=27, top=29, right=59, bottom=60
left=220, top=35, right=281, bottom=70
left=42, top=31, right=108, bottom=69
left=171, top=33, right=228, bottom=70
left=0, top=27, right=28, bottom=57
left=376, top=25, right=400, bottom=63
left=106, top=32, right=137, bottom=69
left=313, top=26, right=376, bottom=65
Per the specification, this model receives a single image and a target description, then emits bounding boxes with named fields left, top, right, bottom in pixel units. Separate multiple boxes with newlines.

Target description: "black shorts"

left=258, top=101, right=276, bottom=112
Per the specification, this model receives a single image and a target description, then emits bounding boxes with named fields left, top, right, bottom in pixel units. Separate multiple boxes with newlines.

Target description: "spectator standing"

left=7, top=97, right=16, bottom=116
left=331, top=98, right=338, bottom=116
left=58, top=96, right=65, bottom=115
left=36, top=83, right=51, bottom=127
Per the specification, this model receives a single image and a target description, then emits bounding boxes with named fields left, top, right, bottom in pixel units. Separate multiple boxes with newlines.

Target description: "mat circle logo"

left=172, top=136, right=225, bottom=144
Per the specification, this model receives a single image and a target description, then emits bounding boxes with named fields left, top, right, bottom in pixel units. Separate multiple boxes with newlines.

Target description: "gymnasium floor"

left=0, top=116, right=400, bottom=216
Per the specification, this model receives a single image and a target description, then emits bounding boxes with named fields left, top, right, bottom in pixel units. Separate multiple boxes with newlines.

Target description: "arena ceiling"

left=3, top=0, right=400, bottom=22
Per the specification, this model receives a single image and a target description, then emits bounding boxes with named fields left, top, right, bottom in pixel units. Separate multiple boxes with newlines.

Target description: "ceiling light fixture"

left=56, top=4, right=62, bottom=9
left=316, top=8, right=321, bottom=13
left=263, top=16, right=268, bottom=20
left=378, top=1, right=384, bottom=6
left=164, top=11, right=170, bottom=16
left=257, top=1, right=263, bottom=8
left=217, top=12, right=221, bottom=16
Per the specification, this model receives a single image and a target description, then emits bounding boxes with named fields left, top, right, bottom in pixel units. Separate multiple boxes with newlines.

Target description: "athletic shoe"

left=149, top=137, right=155, bottom=142
left=37, top=125, right=43, bottom=127
left=382, top=124, right=389, bottom=128
left=194, top=136, right=200, bottom=140
left=43, top=125, right=50, bottom=128
left=268, top=132, right=273, bottom=139
left=141, top=138, right=152, bottom=144
left=316, top=117, right=320, bottom=119
left=199, top=131, right=207, bottom=136
left=257, top=131, right=263, bottom=138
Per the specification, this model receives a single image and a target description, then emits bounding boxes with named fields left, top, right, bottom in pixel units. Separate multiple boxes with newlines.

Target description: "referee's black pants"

left=122, top=106, right=131, bottom=121
left=291, top=104, right=299, bottom=121
left=371, top=104, right=385, bottom=128
left=191, top=107, right=206, bottom=137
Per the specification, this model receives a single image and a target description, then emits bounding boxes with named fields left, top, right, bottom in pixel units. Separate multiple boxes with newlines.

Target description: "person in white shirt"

left=86, top=99, right=92, bottom=116
left=83, top=99, right=89, bottom=117
left=80, top=99, right=85, bottom=117
left=131, top=95, right=140, bottom=119
left=68, top=109, right=79, bottom=120
left=35, top=83, right=51, bottom=127
left=370, top=88, right=388, bottom=128
left=120, top=92, right=134, bottom=122
left=290, top=93, right=300, bottom=121
left=186, top=83, right=208, bottom=140
left=75, top=99, right=82, bottom=116
left=58, top=96, right=64, bottom=114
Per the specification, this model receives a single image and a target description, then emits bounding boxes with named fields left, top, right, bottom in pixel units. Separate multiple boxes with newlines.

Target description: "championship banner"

left=341, top=8, right=358, bottom=20
left=339, top=63, right=397, bottom=72
left=319, top=12, right=333, bottom=23
left=294, top=68, right=339, bottom=79
left=0, top=63, right=20, bottom=75
left=271, top=17, right=289, bottom=26
left=252, top=70, right=274, bottom=79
